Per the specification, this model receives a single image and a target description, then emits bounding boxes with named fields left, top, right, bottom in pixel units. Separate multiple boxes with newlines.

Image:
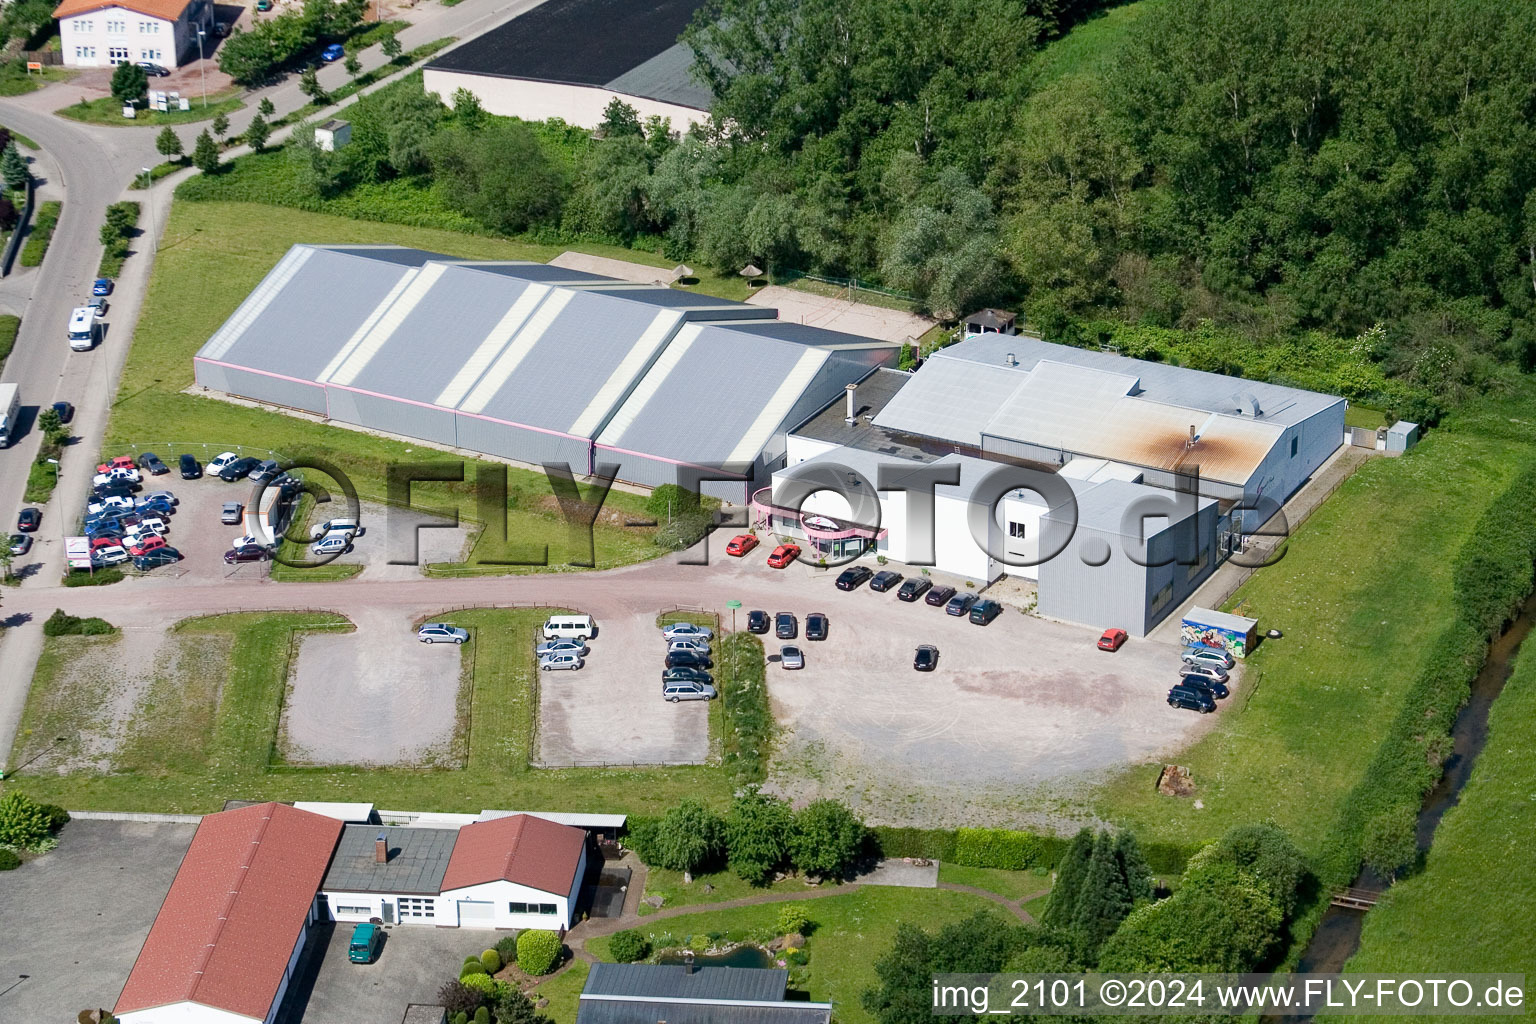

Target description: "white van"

left=68, top=307, right=98, bottom=351
left=542, top=614, right=595, bottom=641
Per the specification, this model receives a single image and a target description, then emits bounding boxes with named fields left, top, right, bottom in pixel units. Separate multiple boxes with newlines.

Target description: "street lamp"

left=0, top=737, right=67, bottom=780
left=142, top=167, right=156, bottom=252
left=196, top=26, right=208, bottom=108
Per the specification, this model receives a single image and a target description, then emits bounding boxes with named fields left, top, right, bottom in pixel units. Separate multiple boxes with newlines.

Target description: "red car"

left=127, top=535, right=167, bottom=556
left=1097, top=628, right=1128, bottom=652
left=725, top=534, right=759, bottom=557
left=89, top=535, right=122, bottom=551
left=96, top=455, right=136, bottom=474
left=766, top=543, right=801, bottom=569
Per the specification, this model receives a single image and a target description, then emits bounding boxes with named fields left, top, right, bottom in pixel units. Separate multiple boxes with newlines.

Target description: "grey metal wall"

left=597, top=447, right=752, bottom=503
left=195, top=361, right=328, bottom=415
left=1036, top=524, right=1151, bottom=635
left=454, top=414, right=592, bottom=472
left=326, top=388, right=457, bottom=447
left=1139, top=499, right=1220, bottom=633
left=1244, top=399, right=1346, bottom=526
left=981, top=434, right=1068, bottom=466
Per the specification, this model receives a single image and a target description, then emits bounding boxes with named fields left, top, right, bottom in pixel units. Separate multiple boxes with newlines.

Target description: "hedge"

left=42, top=609, right=116, bottom=636
left=871, top=825, right=1194, bottom=875
left=718, top=631, right=772, bottom=786
left=0, top=848, right=19, bottom=870
left=1318, top=458, right=1536, bottom=885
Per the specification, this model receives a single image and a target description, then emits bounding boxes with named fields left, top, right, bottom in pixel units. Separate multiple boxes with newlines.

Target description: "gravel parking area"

left=0, top=819, right=196, bottom=1023
left=281, top=607, right=462, bottom=765
left=317, top=500, right=470, bottom=580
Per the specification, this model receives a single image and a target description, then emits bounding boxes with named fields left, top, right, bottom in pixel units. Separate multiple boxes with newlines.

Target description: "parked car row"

left=540, top=613, right=597, bottom=671
left=83, top=465, right=183, bottom=570
left=1166, top=642, right=1237, bottom=713
left=833, top=564, right=1004, bottom=625
left=660, top=620, right=716, bottom=701
left=726, top=533, right=803, bottom=570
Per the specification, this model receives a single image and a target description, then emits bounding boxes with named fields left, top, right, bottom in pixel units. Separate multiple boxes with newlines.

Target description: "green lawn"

left=1028, top=0, right=1164, bottom=89
left=20, top=200, right=60, bottom=267
left=636, top=867, right=809, bottom=917
left=128, top=158, right=185, bottom=189
left=22, top=458, right=59, bottom=504
left=589, top=888, right=1004, bottom=1024
left=937, top=863, right=1051, bottom=902
left=0, top=313, right=17, bottom=373
left=57, top=87, right=244, bottom=127
left=528, top=959, right=589, bottom=1024
left=1338, top=640, right=1536, bottom=1003
left=1344, top=404, right=1388, bottom=430
left=1092, top=390, right=1536, bottom=859
left=110, top=199, right=664, bottom=575
left=7, top=608, right=731, bottom=815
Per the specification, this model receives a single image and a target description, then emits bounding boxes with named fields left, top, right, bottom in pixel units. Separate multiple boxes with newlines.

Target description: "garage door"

left=458, top=900, right=495, bottom=925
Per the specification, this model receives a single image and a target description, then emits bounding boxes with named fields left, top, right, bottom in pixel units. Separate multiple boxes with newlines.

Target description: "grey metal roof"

left=791, top=367, right=911, bottom=446
left=584, top=965, right=788, bottom=1002
left=320, top=245, right=453, bottom=267
left=604, top=40, right=713, bottom=110
left=871, top=354, right=1027, bottom=443
left=722, top=320, right=903, bottom=351
left=320, top=825, right=457, bottom=895
left=460, top=262, right=624, bottom=285
left=576, top=1000, right=831, bottom=1024
left=1042, top=478, right=1215, bottom=538
left=584, top=286, right=769, bottom=314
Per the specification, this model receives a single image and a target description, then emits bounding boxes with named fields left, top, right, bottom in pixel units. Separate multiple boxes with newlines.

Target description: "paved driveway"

left=0, top=818, right=196, bottom=1022
left=275, top=921, right=493, bottom=1024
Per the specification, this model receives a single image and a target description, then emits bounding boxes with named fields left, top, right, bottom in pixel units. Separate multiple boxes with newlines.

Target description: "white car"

left=310, top=517, right=363, bottom=541
left=231, top=533, right=268, bottom=550
left=539, top=652, right=584, bottom=672
left=312, top=534, right=352, bottom=556
left=661, top=622, right=714, bottom=642
left=535, top=639, right=588, bottom=657
left=418, top=623, right=469, bottom=644
left=668, top=638, right=712, bottom=655
left=126, top=517, right=169, bottom=537
left=92, top=468, right=140, bottom=487
left=207, top=451, right=242, bottom=476
left=92, top=545, right=129, bottom=566
left=87, top=496, right=135, bottom=515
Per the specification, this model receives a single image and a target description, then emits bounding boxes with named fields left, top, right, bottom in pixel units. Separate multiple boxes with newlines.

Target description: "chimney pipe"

left=844, top=383, right=857, bottom=424
left=682, top=949, right=696, bottom=975
left=1005, top=352, right=1017, bottom=367
left=375, top=833, right=388, bottom=864
left=1187, top=425, right=1197, bottom=448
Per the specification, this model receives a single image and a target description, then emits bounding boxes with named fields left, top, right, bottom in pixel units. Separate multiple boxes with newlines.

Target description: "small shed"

left=1385, top=420, right=1419, bottom=455
left=315, top=118, right=352, bottom=151
left=963, top=308, right=1017, bottom=336
left=1180, top=606, right=1259, bottom=659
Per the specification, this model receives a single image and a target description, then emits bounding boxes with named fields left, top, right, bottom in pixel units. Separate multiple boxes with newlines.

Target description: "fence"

left=772, top=267, right=921, bottom=310
left=20, top=50, right=63, bottom=66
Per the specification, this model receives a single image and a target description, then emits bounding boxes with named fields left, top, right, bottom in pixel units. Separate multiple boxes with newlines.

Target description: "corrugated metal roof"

left=604, top=41, right=713, bottom=110
left=577, top=1000, right=832, bottom=1024
left=584, top=964, right=788, bottom=1002
left=321, top=825, right=457, bottom=895
left=1043, top=477, right=1214, bottom=538
left=872, top=355, right=1028, bottom=443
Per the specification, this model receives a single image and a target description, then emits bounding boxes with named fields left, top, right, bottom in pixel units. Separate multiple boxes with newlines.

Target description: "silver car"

left=418, top=623, right=469, bottom=644
left=667, top=638, right=711, bottom=656
left=540, top=652, right=584, bottom=672
left=1182, top=647, right=1235, bottom=670
left=661, top=622, right=714, bottom=641
left=780, top=645, right=805, bottom=670
left=536, top=639, right=589, bottom=657
left=1181, top=661, right=1230, bottom=684
left=663, top=681, right=717, bottom=702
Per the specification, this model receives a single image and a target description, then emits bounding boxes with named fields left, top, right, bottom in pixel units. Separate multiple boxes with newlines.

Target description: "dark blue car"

left=321, top=43, right=345, bottom=61
left=92, top=278, right=113, bottom=296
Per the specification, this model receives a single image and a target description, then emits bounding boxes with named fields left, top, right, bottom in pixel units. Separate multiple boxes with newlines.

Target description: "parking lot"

left=0, top=818, right=196, bottom=1023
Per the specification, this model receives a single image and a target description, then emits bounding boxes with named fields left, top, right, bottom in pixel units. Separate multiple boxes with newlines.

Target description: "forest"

left=209, top=0, right=1536, bottom=417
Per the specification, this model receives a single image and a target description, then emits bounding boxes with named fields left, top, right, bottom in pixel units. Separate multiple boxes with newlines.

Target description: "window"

left=108, top=46, right=129, bottom=63
left=75, top=45, right=97, bottom=57
left=1008, top=521, right=1026, bottom=539
left=1290, top=436, right=1298, bottom=457
left=508, top=902, right=529, bottom=914
left=509, top=902, right=559, bottom=915
left=335, top=905, right=370, bottom=916
left=1185, top=549, right=1210, bottom=581
left=397, top=897, right=435, bottom=919
left=139, top=20, right=159, bottom=32
left=539, top=903, right=557, bottom=915
left=76, top=19, right=93, bottom=31
left=1150, top=583, right=1173, bottom=614
left=106, top=19, right=126, bottom=32
left=140, top=48, right=161, bottom=60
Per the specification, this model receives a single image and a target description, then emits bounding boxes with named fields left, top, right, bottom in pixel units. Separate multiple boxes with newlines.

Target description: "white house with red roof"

left=53, top=0, right=213, bottom=70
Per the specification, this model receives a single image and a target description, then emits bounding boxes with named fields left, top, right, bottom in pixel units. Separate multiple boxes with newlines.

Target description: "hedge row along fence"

left=1318, top=456, right=1536, bottom=885
left=870, top=825, right=1196, bottom=876
left=718, top=631, right=771, bottom=786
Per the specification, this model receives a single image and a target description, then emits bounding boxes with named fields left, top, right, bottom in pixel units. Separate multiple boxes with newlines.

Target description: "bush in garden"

left=725, top=791, right=794, bottom=885
left=495, top=934, right=520, bottom=962
left=0, top=848, right=21, bottom=870
left=474, top=1009, right=490, bottom=1024
left=516, top=929, right=561, bottom=975
left=451, top=1014, right=467, bottom=1024
left=775, top=906, right=810, bottom=937
left=437, top=981, right=482, bottom=1018
left=459, top=959, right=487, bottom=979
left=608, top=929, right=650, bottom=963
left=0, top=792, right=54, bottom=850
left=646, top=799, right=723, bottom=874
left=480, top=948, right=501, bottom=973
left=788, top=800, right=865, bottom=880
left=460, top=973, right=497, bottom=997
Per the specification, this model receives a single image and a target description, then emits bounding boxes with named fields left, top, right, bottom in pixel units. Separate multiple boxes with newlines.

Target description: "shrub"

left=789, top=800, right=865, bottom=880
left=0, top=848, right=20, bottom=870
left=726, top=791, right=794, bottom=885
left=459, top=960, right=488, bottom=979
left=494, top=934, right=519, bottom=962
left=474, top=1008, right=490, bottom=1024
left=775, top=906, right=810, bottom=937
left=479, top=948, right=501, bottom=973
left=0, top=792, right=54, bottom=851
left=954, top=827, right=1053, bottom=871
left=516, top=929, right=561, bottom=975
left=451, top=1014, right=467, bottom=1024
left=460, top=973, right=497, bottom=997
left=644, top=799, right=723, bottom=874
left=870, top=826, right=956, bottom=860
left=608, top=929, right=650, bottom=963
left=63, top=568, right=124, bottom=587
left=43, top=609, right=116, bottom=636
left=718, top=631, right=771, bottom=785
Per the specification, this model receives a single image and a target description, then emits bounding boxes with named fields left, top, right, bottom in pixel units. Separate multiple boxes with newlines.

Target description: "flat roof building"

left=424, top=0, right=712, bottom=131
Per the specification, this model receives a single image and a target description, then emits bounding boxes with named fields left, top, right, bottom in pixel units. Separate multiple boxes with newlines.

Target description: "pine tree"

left=155, top=126, right=183, bottom=160
left=192, top=129, right=220, bottom=174
left=1041, top=828, right=1094, bottom=929
left=211, top=112, right=230, bottom=138
left=245, top=111, right=271, bottom=152
left=1071, top=832, right=1134, bottom=954
left=258, top=97, right=275, bottom=117
left=1, top=143, right=28, bottom=193
left=1114, top=831, right=1154, bottom=904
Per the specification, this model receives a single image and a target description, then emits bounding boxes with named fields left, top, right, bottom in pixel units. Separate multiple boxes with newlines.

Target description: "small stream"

left=1287, top=593, right=1535, bottom=988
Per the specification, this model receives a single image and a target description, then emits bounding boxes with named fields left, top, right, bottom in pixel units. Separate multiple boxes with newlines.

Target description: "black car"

left=17, top=507, right=41, bottom=532
left=1180, top=674, right=1230, bottom=700
left=969, top=599, right=1003, bottom=626
left=219, top=456, right=261, bottom=482
left=93, top=481, right=139, bottom=499
left=746, top=609, right=769, bottom=634
left=946, top=592, right=977, bottom=616
left=805, top=612, right=829, bottom=641
left=775, top=611, right=798, bottom=639
left=1167, top=683, right=1216, bottom=713
left=134, top=547, right=182, bottom=570
left=897, top=577, right=932, bottom=602
left=136, top=60, right=171, bottom=76
left=662, top=666, right=713, bottom=685
left=835, top=566, right=873, bottom=591
left=51, top=401, right=74, bottom=424
left=137, top=452, right=170, bottom=475
left=869, top=570, right=903, bottom=592
left=224, top=544, right=270, bottom=564
left=664, top=650, right=713, bottom=670
left=914, top=644, right=939, bottom=671
left=925, top=584, right=957, bottom=607
left=179, top=453, right=202, bottom=479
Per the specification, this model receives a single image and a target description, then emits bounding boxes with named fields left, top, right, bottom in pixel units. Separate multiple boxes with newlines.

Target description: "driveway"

left=275, top=920, right=490, bottom=1024
left=0, top=818, right=196, bottom=1022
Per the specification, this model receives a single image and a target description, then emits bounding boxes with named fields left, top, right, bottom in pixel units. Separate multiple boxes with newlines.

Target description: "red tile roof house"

left=115, top=806, right=590, bottom=1023
left=52, top=0, right=215, bottom=71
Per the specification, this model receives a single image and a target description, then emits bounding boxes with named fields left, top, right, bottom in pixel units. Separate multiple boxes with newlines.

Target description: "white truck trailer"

left=0, top=382, right=19, bottom=447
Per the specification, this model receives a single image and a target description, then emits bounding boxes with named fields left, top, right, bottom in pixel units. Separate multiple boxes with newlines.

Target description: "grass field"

left=588, top=888, right=1004, bottom=1024
left=937, top=863, right=1052, bottom=902
left=528, top=959, right=589, bottom=1024
left=0, top=314, right=17, bottom=374
left=1028, top=0, right=1163, bottom=89
left=110, top=200, right=663, bottom=574
left=57, top=88, right=244, bottom=127
left=1338, top=641, right=1536, bottom=1000
left=7, top=608, right=730, bottom=815
left=636, top=867, right=808, bottom=917
left=1091, top=390, right=1536, bottom=858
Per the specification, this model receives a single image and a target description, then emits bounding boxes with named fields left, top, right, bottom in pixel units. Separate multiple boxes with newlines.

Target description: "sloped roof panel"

left=441, top=814, right=586, bottom=894
left=871, top=356, right=1027, bottom=444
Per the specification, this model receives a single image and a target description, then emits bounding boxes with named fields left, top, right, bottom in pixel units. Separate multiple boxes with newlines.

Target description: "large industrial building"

left=754, top=335, right=1346, bottom=634
left=193, top=245, right=897, bottom=499
left=423, top=0, right=712, bottom=131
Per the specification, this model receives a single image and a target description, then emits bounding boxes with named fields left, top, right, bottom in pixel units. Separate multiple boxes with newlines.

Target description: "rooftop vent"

left=844, top=383, right=858, bottom=424
left=1005, top=352, right=1017, bottom=367
left=375, top=833, right=388, bottom=864
left=1227, top=391, right=1262, bottom=417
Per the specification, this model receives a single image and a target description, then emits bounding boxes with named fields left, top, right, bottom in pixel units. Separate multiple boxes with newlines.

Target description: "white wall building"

left=53, top=0, right=213, bottom=70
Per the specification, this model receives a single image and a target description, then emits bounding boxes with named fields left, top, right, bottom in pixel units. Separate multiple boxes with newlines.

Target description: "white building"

left=53, top=0, right=213, bottom=70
